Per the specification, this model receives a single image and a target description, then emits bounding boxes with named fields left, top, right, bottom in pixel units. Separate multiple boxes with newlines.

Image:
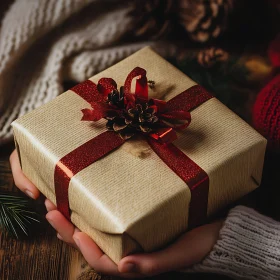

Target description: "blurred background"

left=0, top=0, right=279, bottom=147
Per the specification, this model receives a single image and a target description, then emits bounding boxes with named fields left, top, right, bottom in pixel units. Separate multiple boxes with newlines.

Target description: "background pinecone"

left=130, top=0, right=177, bottom=39
left=178, top=0, right=233, bottom=43
left=130, top=0, right=278, bottom=44
left=130, top=0, right=233, bottom=42
left=197, top=47, right=229, bottom=67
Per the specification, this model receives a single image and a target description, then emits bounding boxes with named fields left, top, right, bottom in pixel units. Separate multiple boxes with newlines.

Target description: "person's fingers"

left=118, top=221, right=223, bottom=276
left=9, top=150, right=40, bottom=199
left=46, top=210, right=77, bottom=247
left=57, top=228, right=81, bottom=244
left=73, top=232, right=142, bottom=278
left=44, top=199, right=56, bottom=212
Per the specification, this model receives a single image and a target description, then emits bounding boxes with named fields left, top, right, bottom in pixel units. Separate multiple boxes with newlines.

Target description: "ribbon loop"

left=124, top=67, right=148, bottom=102
left=97, top=78, right=117, bottom=96
left=149, top=98, right=167, bottom=113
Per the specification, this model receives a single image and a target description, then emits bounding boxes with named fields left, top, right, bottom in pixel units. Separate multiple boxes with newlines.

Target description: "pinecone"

left=178, top=0, right=233, bottom=42
left=126, top=103, right=158, bottom=132
left=130, top=0, right=177, bottom=39
left=106, top=103, right=158, bottom=140
left=197, top=47, right=229, bottom=67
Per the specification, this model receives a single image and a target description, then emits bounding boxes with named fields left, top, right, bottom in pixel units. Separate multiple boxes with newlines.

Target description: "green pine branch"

left=0, top=194, right=40, bottom=238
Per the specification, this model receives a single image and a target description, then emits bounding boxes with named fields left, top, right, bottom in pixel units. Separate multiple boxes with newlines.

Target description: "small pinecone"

left=197, top=47, right=229, bottom=67
left=106, top=103, right=158, bottom=139
left=126, top=103, right=158, bottom=132
left=178, top=0, right=233, bottom=42
left=130, top=0, right=177, bottom=39
left=107, top=87, right=124, bottom=108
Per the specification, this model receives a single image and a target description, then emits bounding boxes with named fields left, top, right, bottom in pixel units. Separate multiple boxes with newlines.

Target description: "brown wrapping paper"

left=12, top=47, right=267, bottom=263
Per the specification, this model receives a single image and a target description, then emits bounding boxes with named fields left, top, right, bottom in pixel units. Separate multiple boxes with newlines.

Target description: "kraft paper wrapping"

left=12, top=47, right=267, bottom=263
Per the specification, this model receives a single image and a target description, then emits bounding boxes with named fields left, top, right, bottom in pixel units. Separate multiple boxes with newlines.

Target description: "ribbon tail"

left=54, top=131, right=125, bottom=220
left=147, top=138, right=209, bottom=228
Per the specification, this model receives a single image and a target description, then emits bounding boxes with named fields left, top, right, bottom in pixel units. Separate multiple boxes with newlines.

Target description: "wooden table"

left=0, top=143, right=99, bottom=280
left=0, top=142, right=242, bottom=280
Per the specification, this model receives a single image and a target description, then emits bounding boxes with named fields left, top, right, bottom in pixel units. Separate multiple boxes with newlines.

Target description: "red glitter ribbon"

left=54, top=69, right=213, bottom=228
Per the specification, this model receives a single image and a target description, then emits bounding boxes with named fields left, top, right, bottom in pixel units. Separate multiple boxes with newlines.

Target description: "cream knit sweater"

left=0, top=0, right=175, bottom=145
left=193, top=206, right=280, bottom=280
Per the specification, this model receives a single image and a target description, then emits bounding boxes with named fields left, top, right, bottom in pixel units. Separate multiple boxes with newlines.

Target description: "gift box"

left=12, top=47, right=267, bottom=263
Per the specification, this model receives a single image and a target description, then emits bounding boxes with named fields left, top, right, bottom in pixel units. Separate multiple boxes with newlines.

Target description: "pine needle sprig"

left=0, top=194, right=40, bottom=238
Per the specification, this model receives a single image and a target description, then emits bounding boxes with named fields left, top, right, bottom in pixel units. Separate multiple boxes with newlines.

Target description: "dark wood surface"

left=0, top=142, right=232, bottom=280
left=0, top=143, right=92, bottom=280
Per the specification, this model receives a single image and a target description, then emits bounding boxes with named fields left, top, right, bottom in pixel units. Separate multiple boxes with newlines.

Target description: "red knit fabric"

left=268, top=34, right=280, bottom=68
left=253, top=74, right=280, bottom=149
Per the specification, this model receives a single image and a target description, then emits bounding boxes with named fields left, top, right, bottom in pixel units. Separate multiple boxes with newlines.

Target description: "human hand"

left=10, top=149, right=223, bottom=277
left=45, top=201, right=223, bottom=278
left=10, top=149, right=40, bottom=199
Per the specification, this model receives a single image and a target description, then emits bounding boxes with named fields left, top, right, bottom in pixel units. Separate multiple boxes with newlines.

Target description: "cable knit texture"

left=192, top=206, right=280, bottom=280
left=253, top=74, right=280, bottom=150
left=0, top=0, right=176, bottom=145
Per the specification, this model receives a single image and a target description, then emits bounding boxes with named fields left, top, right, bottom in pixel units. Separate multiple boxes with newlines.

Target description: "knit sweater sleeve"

left=191, top=205, right=280, bottom=280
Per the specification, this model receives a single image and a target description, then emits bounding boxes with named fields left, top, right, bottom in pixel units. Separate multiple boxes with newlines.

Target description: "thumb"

left=118, top=221, right=223, bottom=276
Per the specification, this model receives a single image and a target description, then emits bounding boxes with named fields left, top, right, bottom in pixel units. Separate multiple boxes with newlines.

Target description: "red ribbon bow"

left=80, top=67, right=191, bottom=144
left=54, top=67, right=213, bottom=228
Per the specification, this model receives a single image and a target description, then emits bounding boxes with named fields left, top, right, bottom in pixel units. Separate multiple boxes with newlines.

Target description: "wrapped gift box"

left=12, top=47, right=267, bottom=263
